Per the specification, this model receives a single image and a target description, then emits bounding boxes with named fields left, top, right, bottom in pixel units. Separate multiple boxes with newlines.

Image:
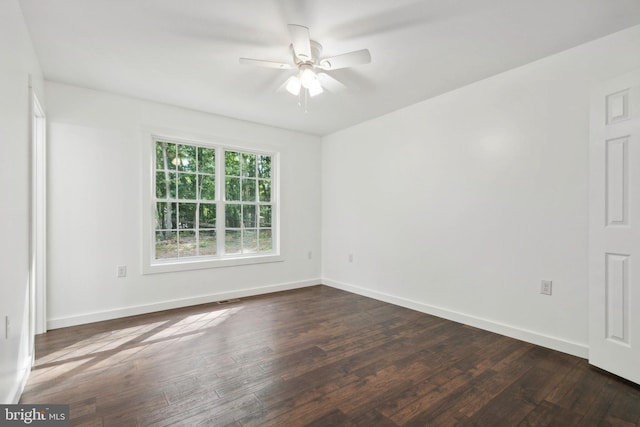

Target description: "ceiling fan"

left=240, top=24, right=371, bottom=102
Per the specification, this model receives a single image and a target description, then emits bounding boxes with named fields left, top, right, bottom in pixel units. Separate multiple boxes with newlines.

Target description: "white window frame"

left=142, top=132, right=282, bottom=274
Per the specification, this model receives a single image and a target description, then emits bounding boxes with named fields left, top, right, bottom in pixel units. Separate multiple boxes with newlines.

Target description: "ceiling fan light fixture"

left=300, top=65, right=317, bottom=89
left=240, top=24, right=371, bottom=105
left=285, top=75, right=302, bottom=96
left=307, top=79, right=323, bottom=97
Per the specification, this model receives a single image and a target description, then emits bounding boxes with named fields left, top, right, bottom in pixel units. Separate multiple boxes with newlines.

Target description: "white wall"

left=45, top=82, right=321, bottom=328
left=0, top=0, right=45, bottom=404
left=322, top=25, right=640, bottom=357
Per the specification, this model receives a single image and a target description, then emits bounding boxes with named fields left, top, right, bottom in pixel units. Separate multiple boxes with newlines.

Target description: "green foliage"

left=199, top=175, right=215, bottom=200
left=198, top=147, right=215, bottom=173
left=258, top=155, right=271, bottom=179
left=178, top=203, right=196, bottom=228
left=178, top=145, right=197, bottom=172
left=243, top=205, right=256, bottom=228
left=258, top=179, right=271, bottom=202
left=242, top=153, right=256, bottom=177
left=178, top=173, right=197, bottom=199
left=260, top=205, right=272, bottom=227
left=155, top=172, right=167, bottom=198
left=156, top=141, right=177, bottom=170
left=225, top=151, right=241, bottom=176
left=225, top=204, right=241, bottom=228
left=155, top=142, right=164, bottom=170
left=155, top=141, right=275, bottom=259
left=242, top=178, right=256, bottom=201
left=155, top=202, right=176, bottom=230
left=226, top=177, right=240, bottom=201
left=199, top=203, right=216, bottom=228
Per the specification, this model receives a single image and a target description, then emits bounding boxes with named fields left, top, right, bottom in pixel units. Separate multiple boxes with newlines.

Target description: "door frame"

left=29, top=82, right=47, bottom=352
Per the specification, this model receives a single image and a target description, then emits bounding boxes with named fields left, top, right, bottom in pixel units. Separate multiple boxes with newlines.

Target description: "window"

left=223, top=151, right=273, bottom=255
left=154, top=141, right=217, bottom=259
left=147, top=136, right=279, bottom=272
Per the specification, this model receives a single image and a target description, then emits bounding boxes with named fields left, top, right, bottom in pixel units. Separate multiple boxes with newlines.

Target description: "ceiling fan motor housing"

left=292, top=40, right=323, bottom=66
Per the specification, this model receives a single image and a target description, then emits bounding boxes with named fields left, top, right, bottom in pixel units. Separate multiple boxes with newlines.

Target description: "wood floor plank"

left=516, top=400, right=584, bottom=427
left=18, top=285, right=640, bottom=426
left=597, top=377, right=640, bottom=425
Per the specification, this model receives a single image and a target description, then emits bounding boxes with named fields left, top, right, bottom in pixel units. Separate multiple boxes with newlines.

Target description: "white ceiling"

left=18, top=0, right=640, bottom=135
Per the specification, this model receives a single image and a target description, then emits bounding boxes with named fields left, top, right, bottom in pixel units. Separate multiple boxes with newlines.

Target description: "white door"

left=589, top=69, right=640, bottom=385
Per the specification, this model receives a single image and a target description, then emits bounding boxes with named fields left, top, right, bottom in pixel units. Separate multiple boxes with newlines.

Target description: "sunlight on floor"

left=29, top=305, right=245, bottom=386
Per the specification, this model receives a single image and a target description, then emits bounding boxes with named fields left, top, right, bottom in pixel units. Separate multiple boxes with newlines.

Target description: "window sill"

left=143, top=254, right=284, bottom=275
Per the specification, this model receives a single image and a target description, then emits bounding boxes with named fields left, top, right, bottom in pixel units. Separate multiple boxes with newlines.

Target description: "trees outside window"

left=153, top=138, right=276, bottom=263
left=223, top=150, right=273, bottom=255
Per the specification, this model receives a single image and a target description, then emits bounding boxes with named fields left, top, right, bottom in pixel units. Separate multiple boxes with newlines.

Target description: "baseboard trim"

left=47, top=279, right=320, bottom=330
left=4, top=359, right=31, bottom=404
left=46, top=277, right=589, bottom=358
left=323, top=278, right=589, bottom=359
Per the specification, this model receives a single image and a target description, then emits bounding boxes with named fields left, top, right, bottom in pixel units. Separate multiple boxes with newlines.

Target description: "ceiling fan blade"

left=288, top=24, right=312, bottom=61
left=318, top=72, right=346, bottom=92
left=318, top=49, right=371, bottom=70
left=239, top=58, right=294, bottom=69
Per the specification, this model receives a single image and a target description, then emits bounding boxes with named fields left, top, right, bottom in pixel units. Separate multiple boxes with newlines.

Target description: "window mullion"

left=216, top=147, right=225, bottom=256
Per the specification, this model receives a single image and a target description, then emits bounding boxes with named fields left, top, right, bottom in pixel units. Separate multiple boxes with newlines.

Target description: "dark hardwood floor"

left=20, top=285, right=640, bottom=426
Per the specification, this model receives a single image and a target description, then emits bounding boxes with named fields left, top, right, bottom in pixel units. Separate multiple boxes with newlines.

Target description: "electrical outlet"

left=541, top=280, right=552, bottom=296
left=117, top=265, right=127, bottom=278
left=348, top=253, right=354, bottom=263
